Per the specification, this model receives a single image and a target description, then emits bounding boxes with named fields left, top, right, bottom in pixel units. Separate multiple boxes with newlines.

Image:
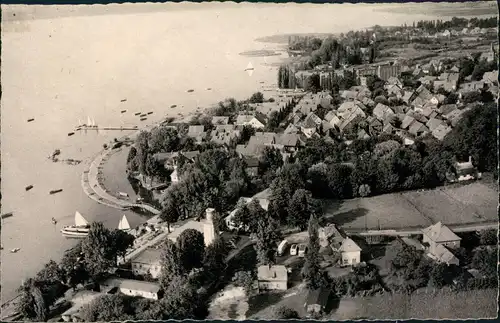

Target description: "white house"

left=235, top=114, right=266, bottom=129
left=100, top=278, right=162, bottom=300
left=422, top=222, right=461, bottom=255
left=338, top=237, right=362, bottom=266
left=131, top=247, right=162, bottom=279
left=257, top=265, right=288, bottom=291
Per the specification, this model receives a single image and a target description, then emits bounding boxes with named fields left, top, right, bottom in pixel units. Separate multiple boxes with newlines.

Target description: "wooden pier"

left=76, top=126, right=139, bottom=131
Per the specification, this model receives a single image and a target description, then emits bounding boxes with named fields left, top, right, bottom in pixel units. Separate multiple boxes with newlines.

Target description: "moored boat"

left=170, top=105, right=177, bottom=108
left=68, top=132, right=75, bottom=136
left=27, top=118, right=35, bottom=122
left=25, top=185, right=34, bottom=191
left=49, top=189, right=63, bottom=195
left=121, top=110, right=127, bottom=113
left=135, top=112, right=141, bottom=116
left=140, top=117, right=147, bottom=121
left=147, top=111, right=153, bottom=115
left=121, top=99, right=127, bottom=102
left=61, top=211, right=90, bottom=238
left=1, top=212, right=14, bottom=219
left=187, top=89, right=194, bottom=93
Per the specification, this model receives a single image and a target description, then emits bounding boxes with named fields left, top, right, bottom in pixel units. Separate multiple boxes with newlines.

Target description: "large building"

left=257, top=265, right=288, bottom=291
left=100, top=278, right=162, bottom=300
left=130, top=247, right=162, bottom=279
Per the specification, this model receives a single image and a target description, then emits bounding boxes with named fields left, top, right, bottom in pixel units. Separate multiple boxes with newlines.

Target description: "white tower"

left=203, top=208, right=217, bottom=246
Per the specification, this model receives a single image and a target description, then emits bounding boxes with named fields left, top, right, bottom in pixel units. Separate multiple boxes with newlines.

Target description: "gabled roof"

left=373, top=103, right=395, bottom=121
left=426, top=118, right=445, bottom=132
left=401, top=115, right=416, bottom=129
left=432, top=124, right=452, bottom=141
left=275, top=133, right=303, bottom=147
left=433, top=244, right=459, bottom=265
left=482, top=71, right=499, bottom=84
left=304, top=112, right=322, bottom=128
left=408, top=120, right=429, bottom=136
left=324, top=111, right=337, bottom=123
left=284, top=123, right=299, bottom=134
left=438, top=104, right=458, bottom=115
left=257, top=265, right=288, bottom=281
left=422, top=222, right=461, bottom=243
left=338, top=237, right=362, bottom=253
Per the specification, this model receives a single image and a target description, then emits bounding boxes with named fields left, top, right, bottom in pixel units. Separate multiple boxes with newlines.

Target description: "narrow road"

left=81, top=147, right=161, bottom=215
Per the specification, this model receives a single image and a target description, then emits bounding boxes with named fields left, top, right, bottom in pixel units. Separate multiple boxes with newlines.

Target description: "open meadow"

left=325, top=288, right=498, bottom=320
left=324, top=181, right=498, bottom=231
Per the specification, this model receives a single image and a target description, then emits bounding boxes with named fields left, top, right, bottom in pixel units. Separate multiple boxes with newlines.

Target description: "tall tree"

left=177, top=229, right=206, bottom=272
left=110, top=229, right=135, bottom=263
left=302, top=214, right=322, bottom=289
left=159, top=239, right=184, bottom=289
left=82, top=222, right=116, bottom=279
left=17, top=279, right=48, bottom=322
left=287, top=189, right=314, bottom=230
left=253, top=210, right=281, bottom=265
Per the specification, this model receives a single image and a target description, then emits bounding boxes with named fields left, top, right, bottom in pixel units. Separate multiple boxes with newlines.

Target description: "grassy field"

left=325, top=288, right=498, bottom=320
left=323, top=182, right=498, bottom=230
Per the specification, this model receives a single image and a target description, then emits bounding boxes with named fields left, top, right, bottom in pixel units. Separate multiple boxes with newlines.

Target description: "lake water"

left=1, top=2, right=496, bottom=302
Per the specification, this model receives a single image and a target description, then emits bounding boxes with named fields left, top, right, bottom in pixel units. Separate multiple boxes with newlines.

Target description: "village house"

left=320, top=224, right=362, bottom=266
left=241, top=155, right=259, bottom=177
left=432, top=123, right=452, bottom=141
left=211, top=125, right=241, bottom=146
left=274, top=133, right=305, bottom=154
left=235, top=113, right=266, bottom=129
left=434, top=80, right=457, bottom=92
left=373, top=103, right=395, bottom=122
left=284, top=123, right=300, bottom=134
left=61, top=291, right=102, bottom=322
left=410, top=85, right=433, bottom=109
left=225, top=189, right=271, bottom=231
left=422, top=222, right=461, bottom=255
left=130, top=247, right=162, bottom=279
left=408, top=120, right=430, bottom=137
left=257, top=265, right=288, bottom=291
left=479, top=43, right=497, bottom=63
left=386, top=76, right=403, bottom=88
left=482, top=70, right=499, bottom=86
left=100, top=278, right=162, bottom=300
left=366, top=116, right=383, bottom=135
left=340, top=90, right=359, bottom=101
left=443, top=108, right=468, bottom=127
left=305, top=288, right=330, bottom=315
left=386, top=83, right=404, bottom=98
left=236, top=132, right=276, bottom=157
left=426, top=117, right=447, bottom=132
left=458, top=81, right=486, bottom=93
left=429, top=243, right=460, bottom=266
left=187, top=125, right=207, bottom=143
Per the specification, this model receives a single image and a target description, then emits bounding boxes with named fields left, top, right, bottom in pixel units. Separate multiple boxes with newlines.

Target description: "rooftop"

left=422, top=222, right=461, bottom=243
left=130, top=247, right=162, bottom=265
left=257, top=265, right=288, bottom=281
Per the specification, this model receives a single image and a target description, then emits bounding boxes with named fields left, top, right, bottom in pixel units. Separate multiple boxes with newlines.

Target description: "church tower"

left=203, top=208, right=217, bottom=246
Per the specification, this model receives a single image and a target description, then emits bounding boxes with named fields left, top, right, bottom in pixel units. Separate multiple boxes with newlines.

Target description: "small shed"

left=304, top=288, right=330, bottom=314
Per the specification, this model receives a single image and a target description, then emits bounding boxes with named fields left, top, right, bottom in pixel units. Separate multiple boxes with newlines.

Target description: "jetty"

left=1, top=212, right=14, bottom=219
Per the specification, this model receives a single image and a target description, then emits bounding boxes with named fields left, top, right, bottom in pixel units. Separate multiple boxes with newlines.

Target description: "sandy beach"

left=1, top=2, right=490, bottom=303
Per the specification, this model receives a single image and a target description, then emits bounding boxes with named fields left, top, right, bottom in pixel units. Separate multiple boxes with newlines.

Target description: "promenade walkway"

left=81, top=147, right=161, bottom=215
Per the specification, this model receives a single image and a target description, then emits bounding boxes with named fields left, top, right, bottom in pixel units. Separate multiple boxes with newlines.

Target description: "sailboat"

left=61, top=211, right=90, bottom=238
left=118, top=215, right=131, bottom=231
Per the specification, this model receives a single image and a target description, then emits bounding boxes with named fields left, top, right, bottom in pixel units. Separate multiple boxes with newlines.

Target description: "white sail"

left=87, top=116, right=92, bottom=126
left=91, top=118, right=96, bottom=127
left=118, top=215, right=131, bottom=230
left=75, top=211, right=89, bottom=227
left=78, top=119, right=82, bottom=126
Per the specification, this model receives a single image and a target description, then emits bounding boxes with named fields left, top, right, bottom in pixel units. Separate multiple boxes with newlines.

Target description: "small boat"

left=49, top=189, right=63, bottom=195
left=135, top=112, right=141, bottom=116
left=118, top=192, right=129, bottom=198
left=187, top=89, right=194, bottom=93
left=147, top=111, right=153, bottom=115
left=61, top=211, right=90, bottom=238
left=10, top=248, right=20, bottom=253
left=133, top=125, right=139, bottom=129
left=170, top=105, right=177, bottom=109
left=67, top=132, right=75, bottom=136
left=51, top=217, right=57, bottom=225
left=121, top=110, right=127, bottom=113
left=118, top=215, right=131, bottom=231
left=27, top=118, right=35, bottom=122
left=1, top=244, right=3, bottom=250
left=0, top=212, right=14, bottom=219
left=140, top=117, right=147, bottom=121
left=140, top=114, right=147, bottom=117
left=25, top=185, right=34, bottom=191
left=121, top=99, right=127, bottom=102
left=244, top=62, right=254, bottom=71
left=260, top=81, right=265, bottom=84
left=206, top=88, right=211, bottom=90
